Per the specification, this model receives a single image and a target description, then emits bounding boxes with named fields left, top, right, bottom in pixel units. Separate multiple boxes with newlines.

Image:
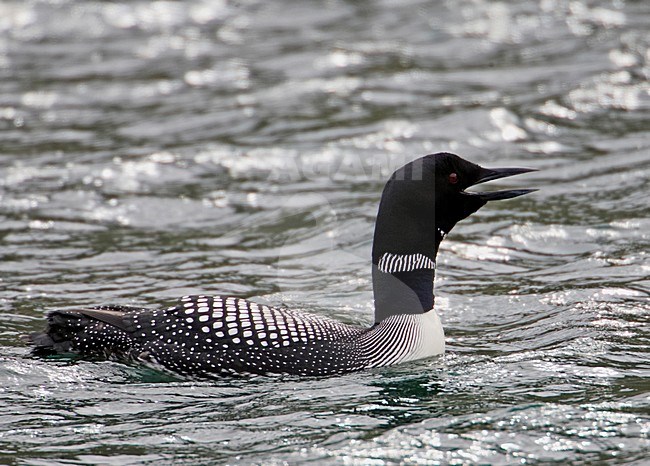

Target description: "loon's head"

left=371, top=152, right=536, bottom=322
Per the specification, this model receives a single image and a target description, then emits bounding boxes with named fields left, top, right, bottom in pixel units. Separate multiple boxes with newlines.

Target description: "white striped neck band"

left=377, top=253, right=436, bottom=274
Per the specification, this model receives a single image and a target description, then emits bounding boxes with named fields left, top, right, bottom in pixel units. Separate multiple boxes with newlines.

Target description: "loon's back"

left=29, top=295, right=442, bottom=377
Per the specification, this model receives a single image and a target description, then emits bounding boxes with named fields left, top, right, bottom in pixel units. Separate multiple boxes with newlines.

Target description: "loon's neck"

left=371, top=226, right=446, bottom=323
left=371, top=223, right=448, bottom=322
left=372, top=267, right=435, bottom=323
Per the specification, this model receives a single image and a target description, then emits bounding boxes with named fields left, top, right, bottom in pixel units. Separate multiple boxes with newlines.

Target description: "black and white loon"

left=28, top=153, right=535, bottom=377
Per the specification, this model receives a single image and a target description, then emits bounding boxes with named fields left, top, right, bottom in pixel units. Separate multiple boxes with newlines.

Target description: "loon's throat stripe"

left=377, top=253, right=435, bottom=273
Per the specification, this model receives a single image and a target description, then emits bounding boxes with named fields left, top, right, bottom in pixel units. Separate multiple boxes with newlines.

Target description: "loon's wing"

left=76, top=307, right=132, bottom=331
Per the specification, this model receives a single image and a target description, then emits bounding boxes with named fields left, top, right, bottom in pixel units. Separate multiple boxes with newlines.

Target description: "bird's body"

left=28, top=153, right=534, bottom=378
left=33, top=296, right=444, bottom=377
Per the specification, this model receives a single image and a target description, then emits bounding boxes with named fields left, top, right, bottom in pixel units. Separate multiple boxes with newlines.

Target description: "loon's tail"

left=25, top=305, right=146, bottom=356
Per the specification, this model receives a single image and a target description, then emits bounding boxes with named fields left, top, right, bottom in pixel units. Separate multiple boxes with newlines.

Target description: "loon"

left=28, top=152, right=535, bottom=378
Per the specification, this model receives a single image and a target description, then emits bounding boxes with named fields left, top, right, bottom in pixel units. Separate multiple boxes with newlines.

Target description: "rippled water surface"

left=1, top=0, right=649, bottom=464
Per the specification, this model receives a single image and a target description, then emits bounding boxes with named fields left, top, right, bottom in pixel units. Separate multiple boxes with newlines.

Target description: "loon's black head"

left=372, top=152, right=536, bottom=322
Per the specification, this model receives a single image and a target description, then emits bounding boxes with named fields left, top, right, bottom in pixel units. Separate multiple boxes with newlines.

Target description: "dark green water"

left=1, top=0, right=648, bottom=464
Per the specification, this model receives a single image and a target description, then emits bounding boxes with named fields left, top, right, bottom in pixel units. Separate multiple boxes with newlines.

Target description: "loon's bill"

left=466, top=166, right=538, bottom=201
left=27, top=152, right=536, bottom=378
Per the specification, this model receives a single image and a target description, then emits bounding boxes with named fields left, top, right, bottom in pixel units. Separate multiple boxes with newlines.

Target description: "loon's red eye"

left=449, top=173, right=458, bottom=184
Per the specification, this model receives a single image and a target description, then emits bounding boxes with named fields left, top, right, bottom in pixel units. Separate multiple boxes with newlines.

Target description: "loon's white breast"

left=363, top=310, right=445, bottom=368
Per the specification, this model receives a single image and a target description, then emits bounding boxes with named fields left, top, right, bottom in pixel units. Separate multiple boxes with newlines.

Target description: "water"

left=1, top=0, right=648, bottom=464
